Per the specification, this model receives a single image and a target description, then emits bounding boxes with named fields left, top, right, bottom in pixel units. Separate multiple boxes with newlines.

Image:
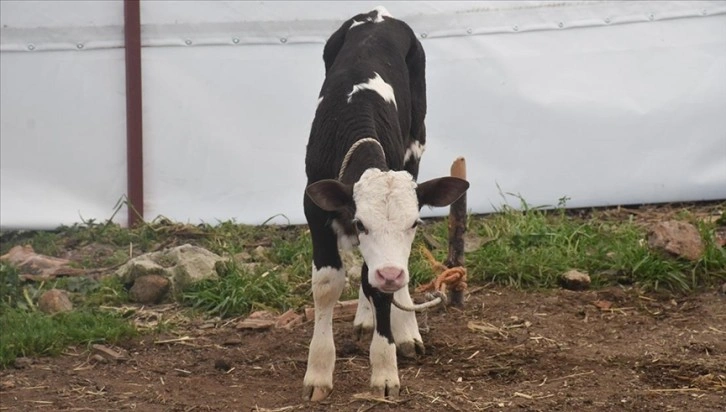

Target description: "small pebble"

left=13, top=357, right=32, bottom=369
left=214, top=358, right=231, bottom=371
left=90, top=354, right=108, bottom=364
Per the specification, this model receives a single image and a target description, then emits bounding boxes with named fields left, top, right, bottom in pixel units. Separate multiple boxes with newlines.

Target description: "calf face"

left=306, top=169, right=468, bottom=293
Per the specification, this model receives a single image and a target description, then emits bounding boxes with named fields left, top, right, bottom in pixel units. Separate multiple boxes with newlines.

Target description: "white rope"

left=338, top=137, right=385, bottom=181
left=392, top=291, right=447, bottom=312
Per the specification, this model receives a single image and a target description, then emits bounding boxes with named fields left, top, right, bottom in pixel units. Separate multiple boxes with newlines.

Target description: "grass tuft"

left=182, top=261, right=297, bottom=318
left=0, top=308, right=136, bottom=367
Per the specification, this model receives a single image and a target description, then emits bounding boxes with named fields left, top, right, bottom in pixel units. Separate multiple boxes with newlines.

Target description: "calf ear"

left=306, top=180, right=354, bottom=211
left=417, top=177, right=470, bottom=207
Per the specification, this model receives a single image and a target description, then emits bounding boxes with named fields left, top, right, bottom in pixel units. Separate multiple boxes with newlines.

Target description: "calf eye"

left=353, top=219, right=368, bottom=234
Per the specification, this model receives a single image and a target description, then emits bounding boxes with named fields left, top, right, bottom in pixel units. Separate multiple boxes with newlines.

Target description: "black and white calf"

left=303, top=7, right=469, bottom=401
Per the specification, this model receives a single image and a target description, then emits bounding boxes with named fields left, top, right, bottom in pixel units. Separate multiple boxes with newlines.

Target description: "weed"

left=0, top=308, right=136, bottom=367
left=0, top=263, right=22, bottom=308
left=183, top=261, right=296, bottom=318
left=83, top=276, right=130, bottom=307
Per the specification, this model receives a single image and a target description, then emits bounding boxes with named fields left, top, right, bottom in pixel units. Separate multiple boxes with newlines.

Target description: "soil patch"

left=2, top=286, right=725, bottom=411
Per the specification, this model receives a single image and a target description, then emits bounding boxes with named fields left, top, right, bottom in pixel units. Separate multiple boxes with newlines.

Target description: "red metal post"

left=124, top=0, right=144, bottom=226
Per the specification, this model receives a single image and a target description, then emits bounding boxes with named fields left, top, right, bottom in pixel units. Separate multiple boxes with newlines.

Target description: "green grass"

left=0, top=308, right=136, bottom=367
left=408, top=199, right=726, bottom=292
left=2, top=200, right=724, bottom=322
left=0, top=200, right=723, bottom=367
left=182, top=260, right=300, bottom=318
left=0, top=263, right=23, bottom=308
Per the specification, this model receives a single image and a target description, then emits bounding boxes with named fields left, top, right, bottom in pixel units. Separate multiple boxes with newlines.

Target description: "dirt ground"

left=1, top=284, right=725, bottom=411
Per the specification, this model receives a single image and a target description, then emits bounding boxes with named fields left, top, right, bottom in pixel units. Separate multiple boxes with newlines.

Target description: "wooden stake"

left=445, top=157, right=467, bottom=307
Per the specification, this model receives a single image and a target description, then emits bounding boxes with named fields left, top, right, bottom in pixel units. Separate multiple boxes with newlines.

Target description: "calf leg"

left=356, top=286, right=425, bottom=359
left=361, top=264, right=400, bottom=397
left=353, top=284, right=374, bottom=340
left=391, top=288, right=425, bottom=358
left=303, top=199, right=346, bottom=401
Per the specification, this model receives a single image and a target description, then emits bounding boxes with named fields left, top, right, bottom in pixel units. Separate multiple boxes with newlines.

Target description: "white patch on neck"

left=349, top=7, right=392, bottom=30
left=403, top=141, right=425, bottom=163
left=349, top=19, right=367, bottom=29
left=347, top=72, right=397, bottom=110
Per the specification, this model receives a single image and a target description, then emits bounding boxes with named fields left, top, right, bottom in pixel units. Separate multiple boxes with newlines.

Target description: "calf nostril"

left=377, top=267, right=404, bottom=283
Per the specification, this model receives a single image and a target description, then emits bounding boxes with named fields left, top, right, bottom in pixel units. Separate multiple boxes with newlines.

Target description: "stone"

left=13, top=357, right=32, bottom=369
left=116, top=244, right=225, bottom=302
left=647, top=221, right=705, bottom=261
left=304, top=300, right=358, bottom=322
left=90, top=354, right=108, bottom=364
left=92, top=344, right=128, bottom=361
left=275, top=309, right=304, bottom=329
left=38, top=289, right=73, bottom=314
left=234, top=251, right=252, bottom=262
left=236, top=311, right=276, bottom=330
left=559, top=270, right=591, bottom=291
left=128, top=274, right=170, bottom=304
left=0, top=245, right=82, bottom=279
left=214, top=358, right=232, bottom=371
left=252, top=245, right=268, bottom=261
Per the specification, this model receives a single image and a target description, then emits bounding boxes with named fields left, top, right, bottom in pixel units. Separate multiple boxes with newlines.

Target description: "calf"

left=303, top=7, right=469, bottom=401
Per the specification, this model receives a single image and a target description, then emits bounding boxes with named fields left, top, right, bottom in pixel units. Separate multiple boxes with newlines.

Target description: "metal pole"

left=124, top=0, right=144, bottom=227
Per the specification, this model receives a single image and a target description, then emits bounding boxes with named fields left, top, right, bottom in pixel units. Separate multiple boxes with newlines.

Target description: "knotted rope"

left=392, top=246, right=467, bottom=312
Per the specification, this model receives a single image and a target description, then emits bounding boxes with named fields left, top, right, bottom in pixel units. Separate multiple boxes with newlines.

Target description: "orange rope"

left=415, top=246, right=467, bottom=295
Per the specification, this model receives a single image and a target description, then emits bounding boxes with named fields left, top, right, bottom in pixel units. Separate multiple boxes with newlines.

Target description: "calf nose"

left=375, top=267, right=405, bottom=290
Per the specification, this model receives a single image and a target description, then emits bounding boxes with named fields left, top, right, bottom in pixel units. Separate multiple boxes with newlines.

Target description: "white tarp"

left=1, top=1, right=725, bottom=229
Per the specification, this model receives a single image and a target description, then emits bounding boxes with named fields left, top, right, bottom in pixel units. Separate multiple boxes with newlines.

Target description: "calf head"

left=306, top=169, right=469, bottom=293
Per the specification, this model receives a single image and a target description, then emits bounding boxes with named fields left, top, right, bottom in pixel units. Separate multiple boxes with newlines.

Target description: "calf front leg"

left=303, top=198, right=346, bottom=401
left=355, top=286, right=425, bottom=359
left=362, top=264, right=400, bottom=397
left=303, top=263, right=346, bottom=401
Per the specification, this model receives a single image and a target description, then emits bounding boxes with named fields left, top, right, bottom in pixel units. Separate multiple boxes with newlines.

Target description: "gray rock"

left=13, top=357, right=32, bottom=369
left=116, top=244, right=225, bottom=302
left=129, top=274, right=170, bottom=304
left=38, top=289, right=73, bottom=314
left=647, top=221, right=705, bottom=261
left=560, top=270, right=591, bottom=291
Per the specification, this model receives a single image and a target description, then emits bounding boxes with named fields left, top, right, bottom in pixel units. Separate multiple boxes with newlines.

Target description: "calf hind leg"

left=353, top=284, right=374, bottom=341
left=391, top=288, right=425, bottom=358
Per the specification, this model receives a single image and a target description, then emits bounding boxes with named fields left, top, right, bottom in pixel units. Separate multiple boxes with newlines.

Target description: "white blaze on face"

left=353, top=169, right=419, bottom=292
